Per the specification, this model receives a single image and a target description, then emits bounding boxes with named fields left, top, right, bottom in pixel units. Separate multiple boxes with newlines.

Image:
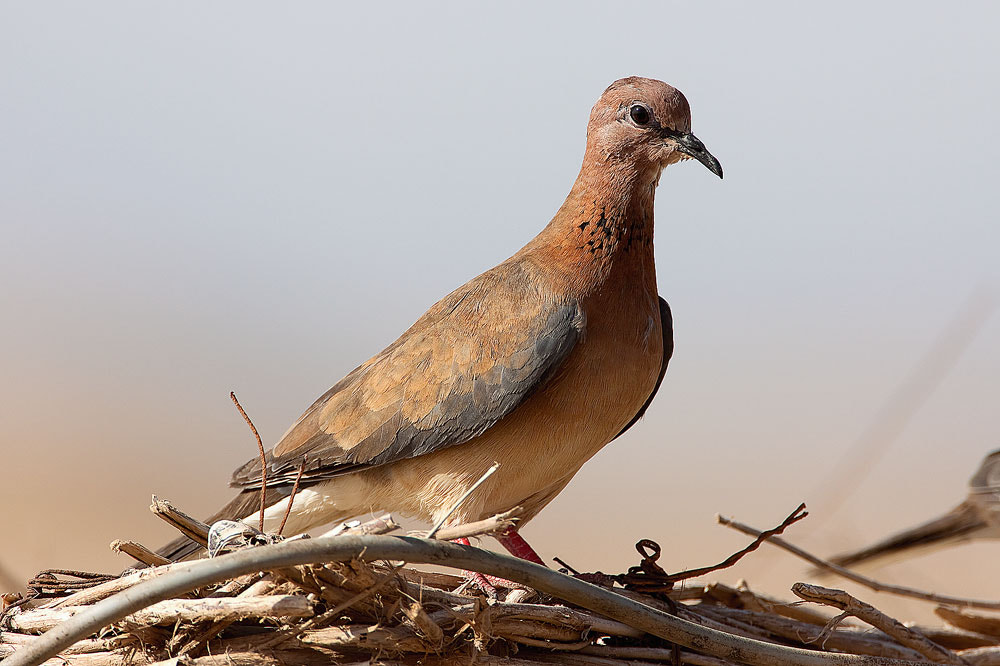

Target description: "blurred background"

left=2, top=2, right=998, bottom=623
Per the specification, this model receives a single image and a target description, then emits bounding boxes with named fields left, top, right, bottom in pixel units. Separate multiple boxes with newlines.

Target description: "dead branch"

left=695, top=605, right=927, bottom=661
left=426, top=462, right=501, bottom=538
left=792, top=583, right=967, bottom=665
left=7, top=596, right=313, bottom=633
left=4, top=534, right=935, bottom=666
left=936, top=607, right=1000, bottom=639
left=149, top=496, right=211, bottom=547
left=672, top=504, right=809, bottom=583
left=428, top=508, right=522, bottom=541
left=109, top=541, right=171, bottom=569
left=277, top=457, right=307, bottom=536
left=718, top=514, right=1000, bottom=611
left=230, top=391, right=267, bottom=532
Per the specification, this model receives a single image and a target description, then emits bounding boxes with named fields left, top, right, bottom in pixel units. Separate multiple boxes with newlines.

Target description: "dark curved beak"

left=676, top=132, right=723, bottom=179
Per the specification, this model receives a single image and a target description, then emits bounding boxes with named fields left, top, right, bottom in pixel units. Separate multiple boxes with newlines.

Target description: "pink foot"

left=452, top=536, right=531, bottom=595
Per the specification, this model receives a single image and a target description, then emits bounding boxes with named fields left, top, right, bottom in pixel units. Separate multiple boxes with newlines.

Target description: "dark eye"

left=629, top=104, right=651, bottom=126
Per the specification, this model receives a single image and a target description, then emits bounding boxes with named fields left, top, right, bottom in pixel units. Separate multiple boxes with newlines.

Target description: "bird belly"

left=243, top=299, right=663, bottom=535
left=394, top=306, right=664, bottom=527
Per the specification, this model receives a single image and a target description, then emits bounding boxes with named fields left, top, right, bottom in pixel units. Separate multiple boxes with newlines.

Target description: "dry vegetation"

left=4, top=495, right=1000, bottom=666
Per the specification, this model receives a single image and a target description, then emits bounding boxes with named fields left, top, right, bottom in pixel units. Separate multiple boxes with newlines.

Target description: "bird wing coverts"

left=230, top=261, right=584, bottom=490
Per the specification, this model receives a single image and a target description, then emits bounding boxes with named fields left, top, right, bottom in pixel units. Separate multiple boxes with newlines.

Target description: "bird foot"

left=452, top=537, right=533, bottom=598
left=457, top=569, right=533, bottom=599
left=459, top=570, right=500, bottom=598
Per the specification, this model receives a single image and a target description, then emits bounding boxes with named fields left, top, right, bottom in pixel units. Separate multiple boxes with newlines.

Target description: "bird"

left=160, top=76, right=723, bottom=566
left=826, top=449, right=1000, bottom=570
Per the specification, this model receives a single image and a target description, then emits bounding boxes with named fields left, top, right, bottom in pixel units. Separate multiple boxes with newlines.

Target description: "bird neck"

left=528, top=159, right=660, bottom=296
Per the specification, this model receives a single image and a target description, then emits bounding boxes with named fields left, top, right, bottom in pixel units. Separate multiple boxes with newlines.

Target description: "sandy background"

left=2, top=2, right=998, bottom=624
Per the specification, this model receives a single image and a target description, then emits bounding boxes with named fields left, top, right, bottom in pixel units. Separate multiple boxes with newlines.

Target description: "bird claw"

left=456, top=570, right=533, bottom=600
left=458, top=570, right=500, bottom=599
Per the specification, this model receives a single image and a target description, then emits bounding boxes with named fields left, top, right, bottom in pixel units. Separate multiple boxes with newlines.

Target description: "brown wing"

left=611, top=296, right=673, bottom=441
left=230, top=261, right=584, bottom=490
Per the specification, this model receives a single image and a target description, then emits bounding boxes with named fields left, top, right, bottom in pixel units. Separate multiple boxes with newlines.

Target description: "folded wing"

left=231, top=261, right=585, bottom=491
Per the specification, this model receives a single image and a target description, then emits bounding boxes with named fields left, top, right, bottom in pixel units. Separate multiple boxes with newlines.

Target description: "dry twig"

left=110, top=540, right=171, bottom=568
left=718, top=514, right=1000, bottom=611
left=150, top=496, right=211, bottom=547
left=230, top=391, right=268, bottom=533
left=616, top=503, right=808, bottom=596
left=4, top=534, right=936, bottom=666
left=277, top=457, right=307, bottom=537
left=792, top=583, right=967, bottom=665
left=426, top=462, right=501, bottom=539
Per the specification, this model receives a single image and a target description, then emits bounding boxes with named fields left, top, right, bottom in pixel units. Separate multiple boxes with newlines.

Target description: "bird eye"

left=629, top=104, right=651, bottom=126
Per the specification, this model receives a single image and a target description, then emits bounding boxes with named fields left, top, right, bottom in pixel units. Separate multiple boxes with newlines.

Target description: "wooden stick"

left=577, top=645, right=738, bottom=665
left=667, top=503, right=808, bottom=582
left=936, top=607, right=1000, bottom=640
left=403, top=601, right=444, bottom=646
left=718, top=513, right=1000, bottom=611
left=230, top=391, right=267, bottom=533
left=704, top=581, right=833, bottom=626
left=150, top=496, right=212, bottom=547
left=110, top=540, right=171, bottom=568
left=5, top=534, right=933, bottom=666
left=955, top=646, right=1000, bottom=666
left=47, top=565, right=181, bottom=609
left=426, top=461, right=500, bottom=538
left=277, top=457, right=307, bottom=536
left=695, top=606, right=927, bottom=661
left=792, top=583, right=967, bottom=665
left=428, top=507, right=522, bottom=541
left=7, top=596, right=313, bottom=633
left=339, top=513, right=400, bottom=536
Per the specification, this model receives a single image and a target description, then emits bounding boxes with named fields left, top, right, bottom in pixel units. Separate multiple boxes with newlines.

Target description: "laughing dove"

left=161, top=76, right=722, bottom=564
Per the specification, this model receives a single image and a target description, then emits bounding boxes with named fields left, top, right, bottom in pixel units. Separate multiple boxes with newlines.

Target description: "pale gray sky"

left=2, top=2, right=998, bottom=619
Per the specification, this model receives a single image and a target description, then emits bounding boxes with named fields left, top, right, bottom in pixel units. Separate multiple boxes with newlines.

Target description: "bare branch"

left=277, top=457, right=307, bottom=537
left=150, top=496, right=211, bottom=547
left=110, top=540, right=171, bottom=568
left=5, top=534, right=933, bottom=666
left=230, top=391, right=267, bottom=533
left=792, top=583, right=967, bottom=665
left=718, top=513, right=1000, bottom=611
left=427, top=507, right=522, bottom=541
left=426, top=461, right=500, bottom=539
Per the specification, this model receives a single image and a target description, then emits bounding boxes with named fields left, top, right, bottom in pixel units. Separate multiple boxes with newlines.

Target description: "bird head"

left=585, top=76, right=722, bottom=179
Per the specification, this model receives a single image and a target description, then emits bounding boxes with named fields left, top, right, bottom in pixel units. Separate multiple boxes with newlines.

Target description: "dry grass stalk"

left=5, top=501, right=1000, bottom=666
left=719, top=514, right=1000, bottom=611
left=792, top=583, right=967, bottom=665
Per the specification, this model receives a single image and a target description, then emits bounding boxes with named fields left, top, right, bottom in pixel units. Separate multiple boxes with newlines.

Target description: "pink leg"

left=453, top=537, right=499, bottom=596
left=495, top=527, right=546, bottom=566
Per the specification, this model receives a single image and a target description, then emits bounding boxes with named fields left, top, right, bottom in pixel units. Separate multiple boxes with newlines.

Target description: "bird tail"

left=824, top=501, right=986, bottom=572
left=156, top=486, right=293, bottom=563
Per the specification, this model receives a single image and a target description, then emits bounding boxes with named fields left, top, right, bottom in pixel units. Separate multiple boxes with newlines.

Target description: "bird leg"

left=452, top=533, right=547, bottom=597
left=495, top=526, right=546, bottom=566
left=451, top=527, right=548, bottom=597
left=453, top=537, right=500, bottom=597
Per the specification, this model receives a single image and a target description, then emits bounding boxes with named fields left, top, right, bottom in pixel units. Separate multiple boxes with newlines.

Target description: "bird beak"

left=675, top=132, right=723, bottom=179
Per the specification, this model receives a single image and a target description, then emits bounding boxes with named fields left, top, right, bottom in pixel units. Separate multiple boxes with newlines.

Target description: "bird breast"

left=389, top=279, right=664, bottom=526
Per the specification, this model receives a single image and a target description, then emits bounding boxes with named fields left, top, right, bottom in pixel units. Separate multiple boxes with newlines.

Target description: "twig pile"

left=4, top=500, right=1000, bottom=666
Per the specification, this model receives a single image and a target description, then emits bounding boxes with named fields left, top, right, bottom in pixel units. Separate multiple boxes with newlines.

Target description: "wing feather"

left=230, top=261, right=584, bottom=490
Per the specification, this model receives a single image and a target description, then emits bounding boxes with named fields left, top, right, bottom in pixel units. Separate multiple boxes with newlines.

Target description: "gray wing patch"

left=230, top=275, right=584, bottom=491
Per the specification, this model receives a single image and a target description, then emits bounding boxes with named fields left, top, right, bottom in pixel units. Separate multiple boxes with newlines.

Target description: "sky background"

left=2, top=2, right=998, bottom=623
